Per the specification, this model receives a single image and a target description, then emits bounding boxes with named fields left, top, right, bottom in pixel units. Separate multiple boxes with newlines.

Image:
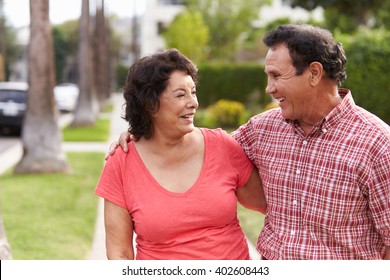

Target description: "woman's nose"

left=188, top=94, right=198, bottom=109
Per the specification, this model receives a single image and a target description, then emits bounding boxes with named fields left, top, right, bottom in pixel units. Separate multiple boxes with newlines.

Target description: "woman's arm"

left=236, top=168, right=267, bottom=214
left=104, top=199, right=134, bottom=260
left=385, top=246, right=390, bottom=260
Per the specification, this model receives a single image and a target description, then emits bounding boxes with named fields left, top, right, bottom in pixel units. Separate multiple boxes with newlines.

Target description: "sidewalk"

left=88, top=93, right=128, bottom=260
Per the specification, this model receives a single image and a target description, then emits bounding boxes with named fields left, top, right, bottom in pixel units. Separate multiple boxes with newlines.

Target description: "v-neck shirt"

left=96, top=128, right=254, bottom=259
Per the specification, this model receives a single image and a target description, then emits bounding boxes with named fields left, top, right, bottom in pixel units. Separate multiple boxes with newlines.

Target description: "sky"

left=3, top=0, right=145, bottom=28
left=4, top=0, right=323, bottom=29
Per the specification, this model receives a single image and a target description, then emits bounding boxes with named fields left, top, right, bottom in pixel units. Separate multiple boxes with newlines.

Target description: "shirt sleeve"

left=95, top=150, right=128, bottom=209
left=231, top=115, right=257, bottom=163
left=368, top=145, right=390, bottom=246
left=221, top=129, right=254, bottom=189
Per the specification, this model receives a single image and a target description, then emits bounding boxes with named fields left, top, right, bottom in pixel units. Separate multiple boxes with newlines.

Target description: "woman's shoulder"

left=106, top=142, right=136, bottom=165
left=199, top=127, right=237, bottom=149
left=199, top=127, right=229, bottom=137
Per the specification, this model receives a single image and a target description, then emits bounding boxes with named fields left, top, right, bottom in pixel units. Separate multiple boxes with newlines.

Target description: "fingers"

left=119, top=131, right=131, bottom=152
left=104, top=141, right=119, bottom=161
left=105, top=132, right=132, bottom=160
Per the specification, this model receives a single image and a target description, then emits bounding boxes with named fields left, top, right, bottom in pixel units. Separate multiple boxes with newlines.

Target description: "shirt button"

left=322, top=128, right=327, bottom=133
left=291, top=230, right=296, bottom=235
left=302, top=140, right=308, bottom=145
left=292, top=200, right=297, bottom=206
left=296, top=169, right=301, bottom=175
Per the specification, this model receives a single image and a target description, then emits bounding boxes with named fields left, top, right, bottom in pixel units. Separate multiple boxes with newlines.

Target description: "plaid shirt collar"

left=285, top=88, right=353, bottom=137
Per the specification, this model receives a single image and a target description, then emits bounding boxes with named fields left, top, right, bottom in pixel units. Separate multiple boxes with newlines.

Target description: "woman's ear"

left=309, top=62, right=323, bottom=86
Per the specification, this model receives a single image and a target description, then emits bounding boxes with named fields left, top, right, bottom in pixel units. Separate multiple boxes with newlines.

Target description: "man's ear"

left=309, top=62, right=323, bottom=86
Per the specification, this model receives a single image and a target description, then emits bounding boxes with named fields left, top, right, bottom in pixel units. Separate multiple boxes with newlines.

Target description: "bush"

left=206, top=99, right=246, bottom=129
left=197, top=62, right=268, bottom=108
left=116, top=64, right=128, bottom=90
left=340, top=28, right=390, bottom=124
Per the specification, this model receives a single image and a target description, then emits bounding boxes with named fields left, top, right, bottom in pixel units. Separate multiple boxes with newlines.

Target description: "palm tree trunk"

left=14, top=0, right=68, bottom=173
left=71, top=0, right=99, bottom=127
left=94, top=0, right=110, bottom=109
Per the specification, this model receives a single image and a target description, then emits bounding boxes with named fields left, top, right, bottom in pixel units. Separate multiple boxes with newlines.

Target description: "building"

left=139, top=0, right=185, bottom=58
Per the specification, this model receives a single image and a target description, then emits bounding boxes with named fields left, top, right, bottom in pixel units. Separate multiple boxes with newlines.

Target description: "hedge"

left=116, top=62, right=270, bottom=110
left=196, top=62, right=269, bottom=108
left=341, top=29, right=390, bottom=124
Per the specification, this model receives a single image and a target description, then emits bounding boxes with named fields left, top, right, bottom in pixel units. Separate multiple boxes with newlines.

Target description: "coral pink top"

left=96, top=128, right=253, bottom=259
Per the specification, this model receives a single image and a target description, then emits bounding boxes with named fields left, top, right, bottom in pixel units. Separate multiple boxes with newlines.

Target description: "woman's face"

left=152, top=70, right=198, bottom=138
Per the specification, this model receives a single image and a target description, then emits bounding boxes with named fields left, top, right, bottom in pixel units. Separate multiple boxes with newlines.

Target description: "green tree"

left=375, top=0, right=390, bottom=28
left=163, top=11, right=209, bottom=63
left=53, top=27, right=67, bottom=83
left=185, top=0, right=269, bottom=60
left=283, top=0, right=385, bottom=31
left=53, top=20, right=79, bottom=83
left=0, top=0, right=22, bottom=81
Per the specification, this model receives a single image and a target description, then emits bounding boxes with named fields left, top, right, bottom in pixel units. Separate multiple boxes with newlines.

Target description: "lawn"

left=62, top=117, right=110, bottom=142
left=0, top=152, right=105, bottom=259
left=237, top=204, right=264, bottom=246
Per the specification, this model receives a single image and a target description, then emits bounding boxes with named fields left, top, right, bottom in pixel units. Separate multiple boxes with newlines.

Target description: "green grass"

left=62, top=117, right=110, bottom=142
left=237, top=205, right=265, bottom=246
left=0, top=152, right=105, bottom=259
left=101, top=102, right=113, bottom=113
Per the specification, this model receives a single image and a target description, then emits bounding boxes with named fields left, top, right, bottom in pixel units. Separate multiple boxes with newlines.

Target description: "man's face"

left=264, top=44, right=314, bottom=122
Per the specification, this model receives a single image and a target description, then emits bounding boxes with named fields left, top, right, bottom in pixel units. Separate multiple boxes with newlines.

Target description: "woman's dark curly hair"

left=123, top=49, right=198, bottom=139
left=263, top=24, right=347, bottom=86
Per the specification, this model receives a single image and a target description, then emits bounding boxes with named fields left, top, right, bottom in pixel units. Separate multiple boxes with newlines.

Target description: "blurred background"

left=0, top=0, right=389, bottom=260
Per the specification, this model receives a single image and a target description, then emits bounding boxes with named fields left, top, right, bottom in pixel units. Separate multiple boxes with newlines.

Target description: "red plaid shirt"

left=232, top=89, right=390, bottom=259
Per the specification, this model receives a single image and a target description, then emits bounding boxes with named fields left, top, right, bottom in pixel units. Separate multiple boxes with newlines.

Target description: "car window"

left=0, top=90, right=26, bottom=103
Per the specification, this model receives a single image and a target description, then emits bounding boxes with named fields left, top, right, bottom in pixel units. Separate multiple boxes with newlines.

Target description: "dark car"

left=0, top=82, right=28, bottom=135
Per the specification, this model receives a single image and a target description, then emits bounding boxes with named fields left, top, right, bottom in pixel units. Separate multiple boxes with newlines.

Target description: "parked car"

left=54, top=83, right=79, bottom=112
left=0, top=81, right=28, bottom=135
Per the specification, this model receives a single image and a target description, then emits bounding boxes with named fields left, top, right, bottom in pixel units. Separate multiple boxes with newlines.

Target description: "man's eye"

left=191, top=91, right=197, bottom=95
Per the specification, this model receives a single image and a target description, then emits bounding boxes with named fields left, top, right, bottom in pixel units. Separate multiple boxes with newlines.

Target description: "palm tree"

left=94, top=0, right=110, bottom=109
left=71, top=0, right=99, bottom=127
left=14, top=0, right=68, bottom=173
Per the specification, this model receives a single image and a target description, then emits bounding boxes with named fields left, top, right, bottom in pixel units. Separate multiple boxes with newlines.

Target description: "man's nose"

left=265, top=81, right=276, bottom=94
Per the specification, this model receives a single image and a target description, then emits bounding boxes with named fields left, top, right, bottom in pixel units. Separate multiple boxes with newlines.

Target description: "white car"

left=54, top=83, right=79, bottom=112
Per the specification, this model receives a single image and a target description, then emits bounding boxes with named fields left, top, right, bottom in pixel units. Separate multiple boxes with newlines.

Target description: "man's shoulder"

left=353, top=106, right=390, bottom=136
left=249, top=108, right=284, bottom=126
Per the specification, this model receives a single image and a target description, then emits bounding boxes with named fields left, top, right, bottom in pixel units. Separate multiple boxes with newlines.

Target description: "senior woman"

left=95, top=49, right=266, bottom=260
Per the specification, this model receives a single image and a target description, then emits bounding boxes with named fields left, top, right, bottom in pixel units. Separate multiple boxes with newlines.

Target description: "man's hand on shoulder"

left=104, top=131, right=131, bottom=160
